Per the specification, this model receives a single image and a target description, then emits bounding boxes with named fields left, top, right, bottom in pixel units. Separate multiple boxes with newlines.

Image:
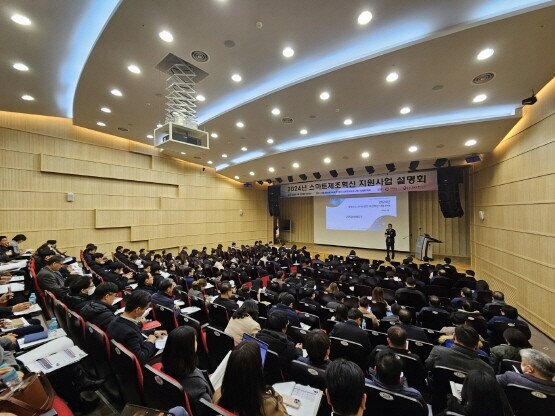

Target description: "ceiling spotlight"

left=222, top=154, right=228, bottom=158
left=100, top=107, right=111, bottom=113
left=268, top=167, right=275, bottom=173
left=156, top=123, right=163, bottom=128
left=386, top=72, right=399, bottom=82
left=180, top=152, right=187, bottom=155
left=465, top=139, right=477, bottom=147
left=473, top=94, right=487, bottom=103
left=206, top=161, right=213, bottom=165
left=313, top=172, right=321, bottom=179
left=329, top=170, right=338, bottom=178
left=346, top=168, right=355, bottom=176
left=231, top=73, right=242, bottom=82
left=249, top=171, right=255, bottom=176
left=292, top=162, right=300, bottom=168
left=13, top=63, right=29, bottom=71
left=127, top=64, right=141, bottom=74
left=319, top=91, right=330, bottom=100
left=386, top=163, right=396, bottom=172
left=241, top=146, right=247, bottom=151
left=282, top=47, right=295, bottom=58
left=361, top=151, right=370, bottom=158
left=365, top=166, right=375, bottom=174
left=343, top=118, right=353, bottom=125
left=236, top=121, right=244, bottom=128
left=146, top=134, right=154, bottom=139
left=400, top=107, right=411, bottom=114
left=211, top=132, right=219, bottom=138
left=300, top=129, right=308, bottom=135
left=433, top=158, right=448, bottom=168
left=357, top=10, right=373, bottom=25
left=257, top=180, right=264, bottom=185
left=288, top=176, right=294, bottom=182
left=267, top=138, right=274, bottom=144
left=234, top=175, right=240, bottom=180
left=96, top=121, right=106, bottom=126
left=408, top=161, right=420, bottom=171
left=477, top=48, right=494, bottom=60
left=160, top=148, right=164, bottom=152
left=271, top=107, right=281, bottom=115
left=323, top=157, right=331, bottom=164
left=299, top=174, right=308, bottom=181
left=159, top=30, right=173, bottom=42
left=522, top=93, right=537, bottom=106
left=196, top=94, right=206, bottom=102
left=11, top=14, right=31, bottom=25
left=275, top=177, right=283, bottom=183
left=408, top=145, right=418, bottom=153
left=110, top=89, right=123, bottom=97
left=21, top=95, right=34, bottom=101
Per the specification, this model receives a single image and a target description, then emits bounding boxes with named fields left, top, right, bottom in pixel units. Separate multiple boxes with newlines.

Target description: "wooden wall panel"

left=279, top=197, right=314, bottom=244
left=471, top=76, right=555, bottom=340
left=0, top=111, right=270, bottom=257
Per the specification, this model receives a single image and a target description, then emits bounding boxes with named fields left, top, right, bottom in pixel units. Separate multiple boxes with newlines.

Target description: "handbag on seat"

left=0, top=372, right=55, bottom=416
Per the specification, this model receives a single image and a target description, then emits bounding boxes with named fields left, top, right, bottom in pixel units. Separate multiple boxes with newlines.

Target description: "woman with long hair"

left=214, top=341, right=288, bottom=416
left=224, top=299, right=261, bottom=345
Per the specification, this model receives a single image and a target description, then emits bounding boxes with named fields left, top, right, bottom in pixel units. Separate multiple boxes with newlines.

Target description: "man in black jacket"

left=330, top=308, right=372, bottom=365
left=103, top=261, right=132, bottom=290
left=256, top=311, right=302, bottom=370
left=369, top=326, right=425, bottom=372
left=213, top=281, right=238, bottom=314
left=81, top=282, right=119, bottom=331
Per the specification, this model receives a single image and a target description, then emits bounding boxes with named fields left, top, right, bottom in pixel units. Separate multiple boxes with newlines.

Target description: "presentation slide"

left=314, top=193, right=410, bottom=251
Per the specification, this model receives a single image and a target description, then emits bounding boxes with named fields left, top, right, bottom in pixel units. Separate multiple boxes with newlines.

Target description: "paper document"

left=273, top=382, right=323, bottom=416
left=300, top=322, right=311, bottom=331
left=450, top=381, right=463, bottom=401
left=181, top=306, right=201, bottom=315
left=1, top=317, right=29, bottom=332
left=112, top=297, right=123, bottom=305
left=18, top=336, right=87, bottom=373
left=13, top=304, right=42, bottom=316
left=175, top=300, right=185, bottom=306
left=9, top=275, right=24, bottom=282
left=0, top=260, right=28, bottom=272
left=18, top=329, right=67, bottom=349
left=0, top=283, right=25, bottom=293
left=127, top=283, right=138, bottom=289
left=155, top=336, right=167, bottom=350
left=205, top=282, right=214, bottom=289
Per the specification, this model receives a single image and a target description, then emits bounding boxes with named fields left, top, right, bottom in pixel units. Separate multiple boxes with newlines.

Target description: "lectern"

left=415, top=234, right=442, bottom=261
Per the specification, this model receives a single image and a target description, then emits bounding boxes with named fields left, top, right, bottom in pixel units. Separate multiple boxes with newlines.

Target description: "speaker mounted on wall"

left=267, top=185, right=281, bottom=217
left=437, top=167, right=464, bottom=218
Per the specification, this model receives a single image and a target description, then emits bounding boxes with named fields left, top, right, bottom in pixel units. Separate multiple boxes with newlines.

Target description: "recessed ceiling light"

left=465, top=139, right=477, bottom=146
left=236, top=121, right=244, bottom=128
left=222, top=154, right=228, bottom=158
left=269, top=167, right=275, bottom=173
left=110, top=89, right=122, bottom=97
left=477, top=48, right=494, bottom=60
left=146, top=134, right=154, bottom=139
left=156, top=123, right=163, bottom=128
left=196, top=94, right=206, bottom=102
left=323, top=157, right=331, bottom=164
left=357, top=10, right=373, bottom=25
left=160, top=148, right=164, bottom=152
left=127, top=64, right=141, bottom=74
left=400, top=107, right=411, bottom=114
left=320, top=91, right=330, bottom=100
left=300, top=129, right=308, bottom=135
left=96, top=121, right=106, bottom=127
left=249, top=171, right=255, bottom=176
left=271, top=107, right=281, bottom=115
left=11, top=14, right=31, bottom=26
left=159, top=30, right=173, bottom=42
left=361, top=152, right=370, bottom=158
left=234, top=175, right=240, bottom=180
left=210, top=133, right=218, bottom=139
left=21, top=95, right=34, bottom=101
left=282, top=47, right=295, bottom=58
left=241, top=147, right=247, bottom=151
left=343, top=118, right=353, bottom=125
left=13, top=63, right=29, bottom=71
left=473, top=94, right=487, bottom=103
left=386, top=72, right=399, bottom=82
left=292, top=162, right=300, bottom=168
left=207, top=160, right=213, bottom=165
left=267, top=138, right=274, bottom=144
left=231, top=73, right=242, bottom=82
left=101, top=107, right=111, bottom=113
left=408, top=145, right=418, bottom=152
left=181, top=152, right=187, bottom=155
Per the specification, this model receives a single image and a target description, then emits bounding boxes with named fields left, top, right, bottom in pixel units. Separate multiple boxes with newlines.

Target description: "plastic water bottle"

left=48, top=318, right=59, bottom=331
left=361, top=318, right=367, bottom=330
left=29, top=293, right=36, bottom=304
left=0, top=365, right=21, bottom=389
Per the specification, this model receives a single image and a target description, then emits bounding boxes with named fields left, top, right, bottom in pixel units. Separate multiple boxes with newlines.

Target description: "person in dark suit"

left=103, top=261, right=132, bottom=290
left=398, top=308, right=429, bottom=342
left=62, top=275, right=94, bottom=314
left=395, top=276, right=427, bottom=310
left=0, top=236, right=15, bottom=262
left=37, top=255, right=70, bottom=299
left=299, top=288, right=321, bottom=308
left=325, top=359, right=367, bottom=416
left=330, top=308, right=372, bottom=365
left=213, top=281, right=238, bottom=314
left=487, top=305, right=531, bottom=339
left=81, top=282, right=119, bottom=331
left=385, top=223, right=396, bottom=260
left=135, top=271, right=157, bottom=295
left=297, top=329, right=330, bottom=370
left=369, top=326, right=425, bottom=371
left=268, top=293, right=301, bottom=328
left=497, top=348, right=555, bottom=395
left=151, top=278, right=179, bottom=311
left=106, top=290, right=166, bottom=365
left=256, top=311, right=302, bottom=370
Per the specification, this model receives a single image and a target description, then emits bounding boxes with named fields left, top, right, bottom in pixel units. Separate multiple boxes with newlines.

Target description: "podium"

left=415, top=234, right=442, bottom=261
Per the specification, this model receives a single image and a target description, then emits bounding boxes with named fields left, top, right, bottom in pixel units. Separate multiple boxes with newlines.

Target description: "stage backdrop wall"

left=472, top=76, right=555, bottom=340
left=0, top=112, right=272, bottom=258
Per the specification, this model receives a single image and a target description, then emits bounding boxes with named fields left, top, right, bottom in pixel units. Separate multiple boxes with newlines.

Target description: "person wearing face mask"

left=81, top=282, right=119, bottom=331
left=497, top=348, right=555, bottom=395
left=62, top=276, right=95, bottom=314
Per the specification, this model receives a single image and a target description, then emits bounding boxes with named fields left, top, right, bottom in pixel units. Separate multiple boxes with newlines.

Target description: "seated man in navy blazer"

left=330, top=308, right=372, bottom=367
left=106, top=290, right=166, bottom=365
left=151, top=278, right=179, bottom=312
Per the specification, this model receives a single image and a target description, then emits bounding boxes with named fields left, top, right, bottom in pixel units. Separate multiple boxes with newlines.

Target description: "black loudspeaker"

left=437, top=167, right=464, bottom=218
left=268, top=185, right=281, bottom=217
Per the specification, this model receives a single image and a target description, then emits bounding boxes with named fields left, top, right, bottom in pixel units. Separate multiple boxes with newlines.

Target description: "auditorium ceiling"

left=1, top=0, right=555, bottom=182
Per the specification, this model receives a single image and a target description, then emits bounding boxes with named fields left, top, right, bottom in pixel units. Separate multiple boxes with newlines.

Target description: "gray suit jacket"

left=37, top=266, right=69, bottom=299
left=425, top=343, right=494, bottom=375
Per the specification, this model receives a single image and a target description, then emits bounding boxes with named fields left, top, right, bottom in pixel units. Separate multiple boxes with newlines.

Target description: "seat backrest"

left=178, top=314, right=210, bottom=371
left=205, top=326, right=234, bottom=373
left=66, top=309, right=86, bottom=349
left=396, top=291, right=425, bottom=309
left=329, top=336, right=366, bottom=369
left=297, top=311, right=320, bottom=329
left=420, top=309, right=451, bottom=330
left=85, top=323, right=113, bottom=378
left=208, top=303, right=230, bottom=329
left=153, top=304, right=178, bottom=331
left=394, top=354, right=427, bottom=394
left=53, top=299, right=70, bottom=334
left=431, top=366, right=468, bottom=414
left=189, top=295, right=209, bottom=324
left=110, top=340, right=144, bottom=405
left=289, top=360, right=326, bottom=390
left=408, top=339, right=434, bottom=361
left=286, top=326, right=308, bottom=344
left=366, top=330, right=388, bottom=349
left=370, top=301, right=387, bottom=319
left=499, top=359, right=522, bottom=374
left=475, top=290, right=493, bottom=305
left=504, top=383, right=555, bottom=416
left=43, top=289, right=56, bottom=319
left=142, top=365, right=193, bottom=416
left=262, top=349, right=284, bottom=385
left=364, top=383, right=427, bottom=416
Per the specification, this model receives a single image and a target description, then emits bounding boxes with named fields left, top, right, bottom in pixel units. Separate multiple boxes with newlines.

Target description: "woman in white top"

left=224, top=299, right=261, bottom=346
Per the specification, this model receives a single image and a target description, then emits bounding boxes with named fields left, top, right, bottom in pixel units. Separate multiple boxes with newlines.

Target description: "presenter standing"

left=385, top=223, right=396, bottom=260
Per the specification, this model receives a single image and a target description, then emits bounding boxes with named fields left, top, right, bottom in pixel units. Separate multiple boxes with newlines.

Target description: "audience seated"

left=224, top=299, right=261, bottom=346
left=325, top=358, right=367, bottom=416
left=135, top=271, right=157, bottom=295
left=299, top=287, right=320, bottom=308
left=106, top=290, right=166, bottom=365
left=0, top=236, right=16, bottom=263
left=297, top=329, right=331, bottom=370
left=326, top=291, right=346, bottom=310
left=256, top=311, right=302, bottom=369
left=213, top=281, right=238, bottom=314
left=80, top=282, right=119, bottom=330
left=62, top=275, right=94, bottom=314
left=214, top=340, right=288, bottom=415
left=369, top=326, right=425, bottom=370
left=490, top=328, right=529, bottom=373
left=102, top=261, right=132, bottom=290
left=268, top=293, right=300, bottom=327
left=497, top=348, right=555, bottom=394
left=358, top=297, right=379, bottom=329
left=188, top=278, right=207, bottom=298
left=395, top=276, right=427, bottom=310
left=37, top=255, right=70, bottom=299
left=487, top=305, right=531, bottom=338
left=398, top=308, right=429, bottom=342
left=151, top=278, right=178, bottom=311
left=330, top=308, right=372, bottom=367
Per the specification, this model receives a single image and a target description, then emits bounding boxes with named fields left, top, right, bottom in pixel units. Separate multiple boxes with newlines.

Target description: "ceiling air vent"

left=282, top=117, right=293, bottom=124
left=472, top=72, right=495, bottom=85
left=156, top=53, right=209, bottom=83
left=191, top=50, right=209, bottom=63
